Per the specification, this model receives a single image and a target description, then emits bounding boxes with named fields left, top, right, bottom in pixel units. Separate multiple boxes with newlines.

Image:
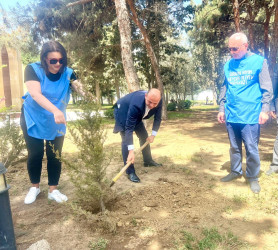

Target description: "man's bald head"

left=229, top=33, right=248, bottom=44
left=228, top=32, right=248, bottom=59
left=145, top=88, right=161, bottom=109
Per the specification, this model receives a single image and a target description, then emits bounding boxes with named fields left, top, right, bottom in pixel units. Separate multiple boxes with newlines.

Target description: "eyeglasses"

left=48, top=58, right=64, bottom=64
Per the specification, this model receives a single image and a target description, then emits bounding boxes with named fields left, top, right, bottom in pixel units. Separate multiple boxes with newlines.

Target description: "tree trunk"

left=115, top=79, right=120, bottom=99
left=246, top=4, right=255, bottom=51
left=190, top=82, right=194, bottom=101
left=264, top=4, right=274, bottom=60
left=269, top=0, right=278, bottom=78
left=232, top=0, right=240, bottom=32
left=212, top=84, right=218, bottom=105
left=96, top=81, right=101, bottom=105
left=165, top=90, right=168, bottom=105
left=183, top=84, right=186, bottom=101
left=114, top=0, right=140, bottom=92
left=127, top=0, right=167, bottom=120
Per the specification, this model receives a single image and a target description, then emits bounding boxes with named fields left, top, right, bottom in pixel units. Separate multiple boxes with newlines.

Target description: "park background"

left=1, top=0, right=278, bottom=249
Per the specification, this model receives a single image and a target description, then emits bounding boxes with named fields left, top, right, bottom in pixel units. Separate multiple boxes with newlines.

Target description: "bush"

left=177, top=100, right=192, bottom=111
left=104, top=108, right=114, bottom=119
left=0, top=110, right=25, bottom=168
left=177, top=100, right=185, bottom=111
left=167, top=102, right=176, bottom=111
left=184, top=100, right=192, bottom=109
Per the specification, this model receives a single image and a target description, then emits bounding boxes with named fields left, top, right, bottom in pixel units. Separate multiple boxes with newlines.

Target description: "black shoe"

left=144, top=160, right=162, bottom=167
left=128, top=173, right=140, bottom=183
left=220, top=172, right=241, bottom=182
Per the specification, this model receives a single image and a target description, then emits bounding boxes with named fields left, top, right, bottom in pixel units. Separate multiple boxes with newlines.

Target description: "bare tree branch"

left=67, top=0, right=94, bottom=8
left=103, top=39, right=144, bottom=48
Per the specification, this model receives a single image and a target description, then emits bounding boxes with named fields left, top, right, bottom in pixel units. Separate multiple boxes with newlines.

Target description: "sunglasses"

left=228, top=43, right=246, bottom=52
left=228, top=47, right=240, bottom=52
left=48, top=58, right=64, bottom=64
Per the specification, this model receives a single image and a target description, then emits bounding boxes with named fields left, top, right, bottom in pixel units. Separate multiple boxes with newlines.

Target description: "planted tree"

left=58, top=101, right=115, bottom=214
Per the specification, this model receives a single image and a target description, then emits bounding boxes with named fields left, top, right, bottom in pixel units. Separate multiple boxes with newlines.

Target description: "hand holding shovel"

left=110, top=141, right=150, bottom=187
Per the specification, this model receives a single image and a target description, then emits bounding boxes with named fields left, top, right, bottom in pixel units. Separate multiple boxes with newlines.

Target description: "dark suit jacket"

left=113, top=90, right=162, bottom=146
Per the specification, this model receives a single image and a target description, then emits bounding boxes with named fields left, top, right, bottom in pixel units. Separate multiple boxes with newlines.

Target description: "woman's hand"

left=26, top=81, right=67, bottom=124
left=53, top=109, right=66, bottom=124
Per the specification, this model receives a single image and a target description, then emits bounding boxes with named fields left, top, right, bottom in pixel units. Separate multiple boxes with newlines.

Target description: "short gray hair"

left=229, top=33, right=248, bottom=43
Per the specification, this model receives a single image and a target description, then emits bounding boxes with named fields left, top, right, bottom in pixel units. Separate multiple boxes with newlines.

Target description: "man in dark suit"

left=113, top=88, right=162, bottom=183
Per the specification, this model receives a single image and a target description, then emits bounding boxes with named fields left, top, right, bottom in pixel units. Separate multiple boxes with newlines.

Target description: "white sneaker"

left=24, top=187, right=40, bottom=204
left=48, top=190, right=68, bottom=203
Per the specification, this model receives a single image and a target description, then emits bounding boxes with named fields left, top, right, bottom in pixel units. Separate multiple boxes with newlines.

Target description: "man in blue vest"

left=113, top=88, right=162, bottom=183
left=218, top=32, right=272, bottom=193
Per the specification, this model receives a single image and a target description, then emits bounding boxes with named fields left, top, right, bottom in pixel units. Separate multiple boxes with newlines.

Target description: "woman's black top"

left=24, top=64, right=77, bottom=82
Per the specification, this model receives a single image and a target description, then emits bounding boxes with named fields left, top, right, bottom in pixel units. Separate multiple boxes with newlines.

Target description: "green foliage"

left=89, top=238, right=109, bottom=250
left=177, top=100, right=185, bottom=111
left=177, top=100, right=192, bottom=111
left=131, top=218, right=138, bottom=227
left=59, top=101, right=114, bottom=213
left=12, top=0, right=196, bottom=100
left=167, top=111, right=193, bottom=120
left=0, top=6, right=34, bottom=54
left=179, top=228, right=247, bottom=250
left=198, top=228, right=223, bottom=249
left=21, top=49, right=40, bottom=65
left=167, top=102, right=176, bottom=111
left=184, top=100, right=192, bottom=109
left=0, top=110, right=25, bottom=168
left=104, top=108, right=114, bottom=119
left=188, top=0, right=278, bottom=102
left=181, top=231, right=195, bottom=250
left=160, top=40, right=198, bottom=100
left=232, top=194, right=248, bottom=205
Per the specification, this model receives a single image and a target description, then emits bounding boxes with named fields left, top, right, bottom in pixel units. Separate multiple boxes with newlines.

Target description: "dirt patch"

left=6, top=110, right=278, bottom=249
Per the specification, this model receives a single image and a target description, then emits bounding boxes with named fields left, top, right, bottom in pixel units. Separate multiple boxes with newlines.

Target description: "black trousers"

left=120, top=121, right=153, bottom=174
left=20, top=110, right=64, bottom=186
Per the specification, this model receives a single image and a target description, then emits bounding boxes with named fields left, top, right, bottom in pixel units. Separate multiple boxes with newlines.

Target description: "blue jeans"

left=120, top=121, right=152, bottom=174
left=226, top=122, right=260, bottom=181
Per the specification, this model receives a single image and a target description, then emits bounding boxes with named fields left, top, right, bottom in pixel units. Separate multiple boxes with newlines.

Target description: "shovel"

left=110, top=141, right=150, bottom=187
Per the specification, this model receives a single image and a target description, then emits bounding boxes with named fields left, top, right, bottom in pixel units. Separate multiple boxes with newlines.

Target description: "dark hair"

left=40, top=41, right=68, bottom=75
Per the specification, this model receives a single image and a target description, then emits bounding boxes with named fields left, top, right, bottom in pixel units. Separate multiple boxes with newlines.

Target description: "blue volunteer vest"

left=224, top=54, right=264, bottom=124
left=22, top=62, right=73, bottom=140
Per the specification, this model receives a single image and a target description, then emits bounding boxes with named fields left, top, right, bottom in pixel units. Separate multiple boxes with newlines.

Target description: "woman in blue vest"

left=21, top=41, right=84, bottom=204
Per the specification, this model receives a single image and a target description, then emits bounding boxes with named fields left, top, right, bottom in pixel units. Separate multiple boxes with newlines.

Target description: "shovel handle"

left=110, top=141, right=150, bottom=187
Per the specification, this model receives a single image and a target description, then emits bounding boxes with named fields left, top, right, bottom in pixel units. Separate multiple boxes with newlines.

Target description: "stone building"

left=0, top=46, right=24, bottom=110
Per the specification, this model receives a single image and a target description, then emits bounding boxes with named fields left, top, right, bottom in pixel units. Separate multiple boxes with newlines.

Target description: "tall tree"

left=269, top=0, right=278, bottom=77
left=114, top=0, right=140, bottom=92
left=232, top=0, right=240, bottom=32
left=263, top=2, right=275, bottom=60
left=13, top=0, right=196, bottom=107
left=127, top=0, right=167, bottom=119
